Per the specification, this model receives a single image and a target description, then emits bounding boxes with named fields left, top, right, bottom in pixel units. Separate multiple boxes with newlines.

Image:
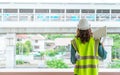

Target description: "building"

left=31, top=34, right=45, bottom=52
left=16, top=34, right=45, bottom=52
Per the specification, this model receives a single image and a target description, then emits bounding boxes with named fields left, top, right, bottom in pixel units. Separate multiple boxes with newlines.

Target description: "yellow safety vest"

left=71, top=37, right=99, bottom=75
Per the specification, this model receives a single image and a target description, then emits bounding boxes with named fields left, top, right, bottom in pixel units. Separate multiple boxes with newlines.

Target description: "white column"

left=101, top=37, right=113, bottom=68
left=5, top=33, right=16, bottom=68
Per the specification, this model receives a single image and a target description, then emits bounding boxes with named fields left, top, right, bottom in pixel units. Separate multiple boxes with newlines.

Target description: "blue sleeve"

left=70, top=44, right=77, bottom=64
left=98, top=43, right=107, bottom=60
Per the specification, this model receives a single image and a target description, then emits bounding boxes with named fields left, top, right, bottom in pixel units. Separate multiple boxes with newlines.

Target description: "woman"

left=70, top=19, right=106, bottom=75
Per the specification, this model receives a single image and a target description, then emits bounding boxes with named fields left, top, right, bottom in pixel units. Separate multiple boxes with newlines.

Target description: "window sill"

left=0, top=68, right=119, bottom=72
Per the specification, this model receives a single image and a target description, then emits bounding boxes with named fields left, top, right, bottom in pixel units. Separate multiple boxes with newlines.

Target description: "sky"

left=0, top=0, right=120, bottom=3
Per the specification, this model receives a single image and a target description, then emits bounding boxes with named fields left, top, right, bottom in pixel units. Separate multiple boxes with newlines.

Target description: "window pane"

left=3, top=9, right=18, bottom=13
left=34, top=46, right=39, bottom=49
left=19, top=14, right=34, bottom=21
left=97, top=9, right=110, bottom=13
left=96, top=9, right=110, bottom=21
left=50, top=14, right=64, bottom=21
left=111, top=10, right=120, bottom=21
left=66, top=14, right=80, bottom=21
left=51, top=9, right=65, bottom=13
left=35, top=9, right=49, bottom=13
left=81, top=9, right=95, bottom=21
left=66, top=9, right=80, bottom=21
left=66, top=9, right=80, bottom=13
left=111, top=10, right=120, bottom=13
left=19, top=9, right=33, bottom=13
left=3, top=13, right=18, bottom=21
left=50, top=9, right=65, bottom=21
left=81, top=9, right=95, bottom=13
left=35, top=14, right=49, bottom=21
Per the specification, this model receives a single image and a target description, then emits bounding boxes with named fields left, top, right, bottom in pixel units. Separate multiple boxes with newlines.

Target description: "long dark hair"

left=76, top=28, right=93, bottom=44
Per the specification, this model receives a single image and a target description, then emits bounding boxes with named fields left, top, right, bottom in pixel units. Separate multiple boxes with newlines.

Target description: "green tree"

left=25, top=40, right=33, bottom=52
left=56, top=46, right=67, bottom=55
left=16, top=42, right=23, bottom=55
left=23, top=43, right=30, bottom=55
left=40, top=51, right=45, bottom=60
left=16, top=40, right=32, bottom=55
left=45, top=50, right=58, bottom=57
left=109, top=34, right=120, bottom=59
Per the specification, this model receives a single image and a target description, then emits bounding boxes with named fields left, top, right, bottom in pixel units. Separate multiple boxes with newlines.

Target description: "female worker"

left=71, top=18, right=107, bottom=75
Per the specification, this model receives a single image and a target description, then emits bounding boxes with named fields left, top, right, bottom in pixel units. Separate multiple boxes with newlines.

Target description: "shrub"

left=16, top=60, right=24, bottom=65
left=45, top=50, right=58, bottom=57
left=110, top=62, right=120, bottom=68
left=46, top=59, right=69, bottom=68
left=108, top=59, right=120, bottom=68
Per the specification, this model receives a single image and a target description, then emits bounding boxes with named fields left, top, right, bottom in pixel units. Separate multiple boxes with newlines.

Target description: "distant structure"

left=16, top=34, right=45, bottom=52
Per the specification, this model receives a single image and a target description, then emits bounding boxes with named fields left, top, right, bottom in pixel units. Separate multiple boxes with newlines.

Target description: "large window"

left=66, top=9, right=80, bottom=21
left=35, top=9, right=49, bottom=21
left=19, top=9, right=34, bottom=21
left=3, top=9, right=18, bottom=21
left=50, top=9, right=65, bottom=21
left=111, top=10, right=120, bottom=21
left=96, top=9, right=110, bottom=21
left=1, top=9, right=120, bottom=22
left=81, top=9, right=95, bottom=21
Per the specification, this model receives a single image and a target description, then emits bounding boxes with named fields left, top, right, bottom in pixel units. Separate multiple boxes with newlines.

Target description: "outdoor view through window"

left=0, top=33, right=119, bottom=69
left=0, top=2, right=119, bottom=70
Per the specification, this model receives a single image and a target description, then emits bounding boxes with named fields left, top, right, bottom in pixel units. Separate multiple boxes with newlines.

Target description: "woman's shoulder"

left=90, top=36, right=94, bottom=40
left=71, top=37, right=80, bottom=42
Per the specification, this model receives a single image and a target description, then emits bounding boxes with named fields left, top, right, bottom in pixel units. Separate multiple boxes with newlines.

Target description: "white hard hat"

left=77, top=18, right=90, bottom=30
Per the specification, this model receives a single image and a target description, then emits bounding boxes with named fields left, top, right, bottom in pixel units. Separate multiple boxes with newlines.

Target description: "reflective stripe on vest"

left=75, top=64, right=98, bottom=69
left=76, top=56, right=98, bottom=60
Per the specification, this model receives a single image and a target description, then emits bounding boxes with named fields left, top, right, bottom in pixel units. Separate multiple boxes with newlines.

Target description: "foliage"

left=46, top=59, right=69, bottom=68
left=108, top=34, right=120, bottom=58
left=23, top=43, right=30, bottom=55
left=107, top=59, right=120, bottom=68
left=40, top=51, right=45, bottom=57
left=56, top=46, right=68, bottom=54
left=108, top=34, right=120, bottom=49
left=42, top=34, right=63, bottom=40
left=25, top=40, right=33, bottom=52
left=110, top=63, right=120, bottom=68
left=16, top=42, right=23, bottom=55
left=45, top=50, right=58, bottom=57
left=16, top=60, right=24, bottom=65
left=16, top=40, right=33, bottom=55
